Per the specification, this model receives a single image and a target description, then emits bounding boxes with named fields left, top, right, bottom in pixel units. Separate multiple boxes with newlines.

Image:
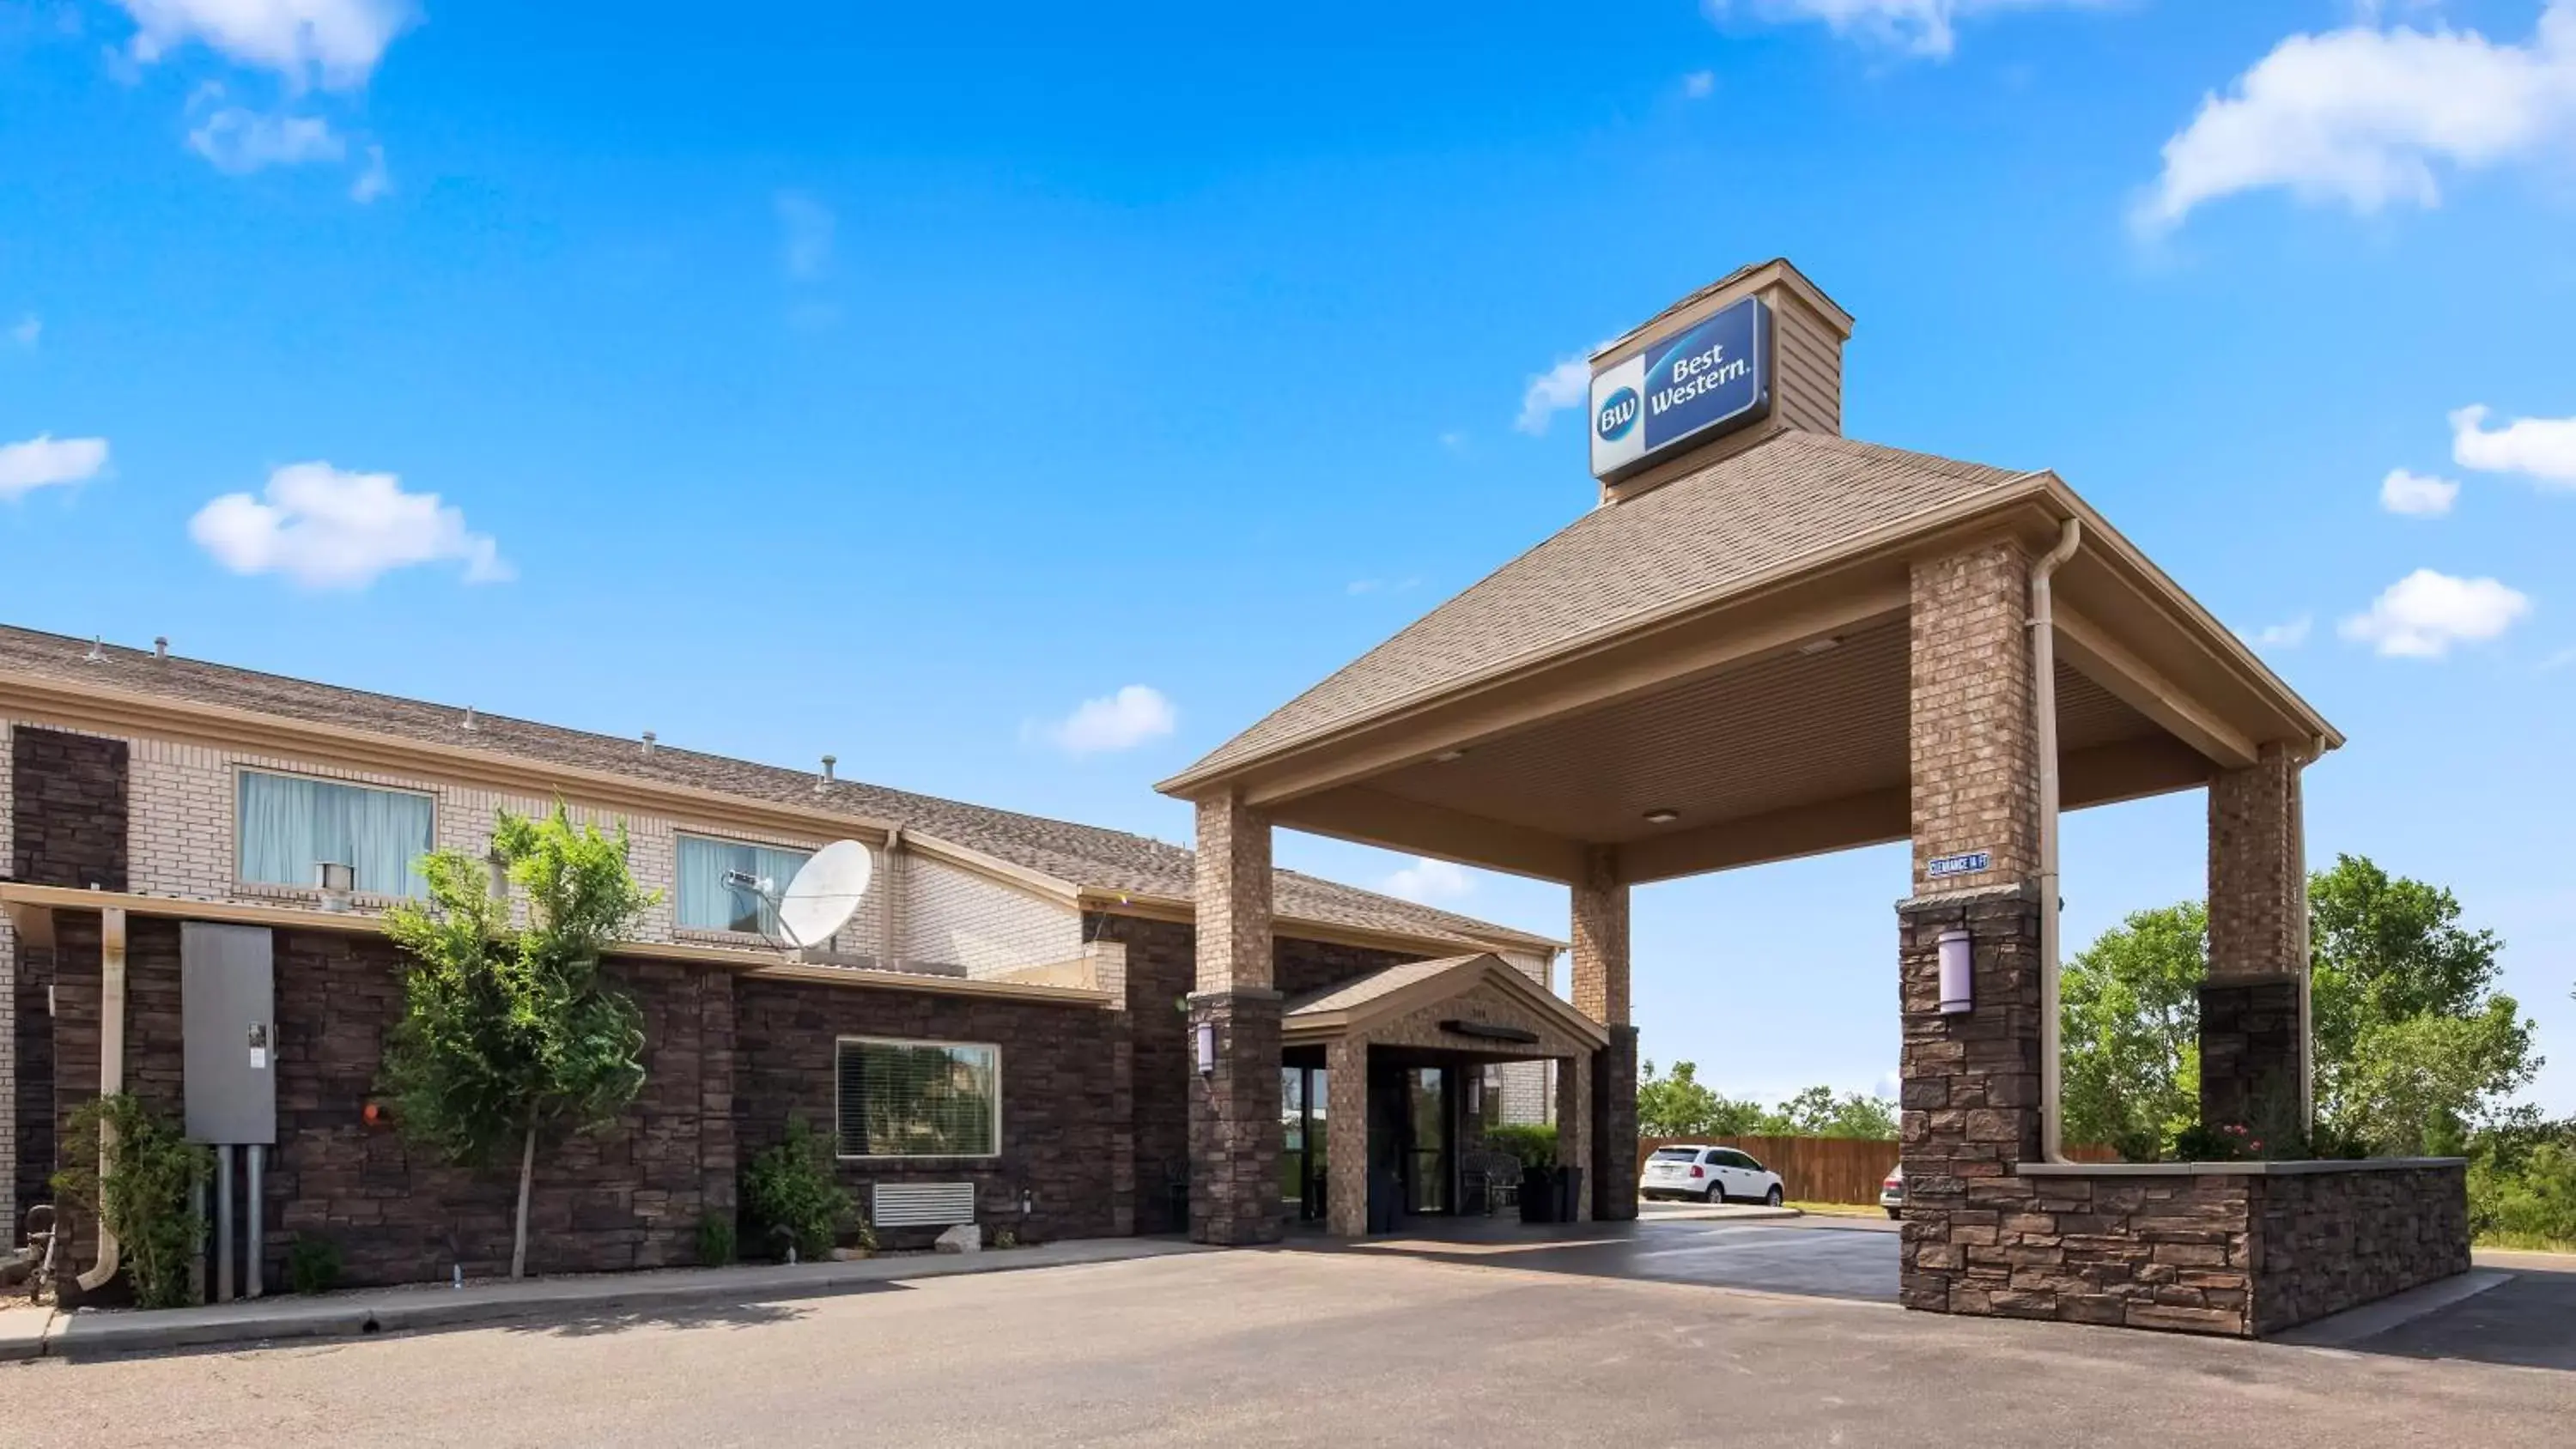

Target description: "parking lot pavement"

left=8, top=1243, right=2570, bottom=1448
left=2296, top=1252, right=2576, bottom=1372
left=1330, top=1216, right=1900, bottom=1301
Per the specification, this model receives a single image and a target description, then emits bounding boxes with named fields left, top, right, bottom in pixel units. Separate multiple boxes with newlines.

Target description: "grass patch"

left=2477, top=1231, right=2576, bottom=1256
left=1787, top=1201, right=1885, bottom=1218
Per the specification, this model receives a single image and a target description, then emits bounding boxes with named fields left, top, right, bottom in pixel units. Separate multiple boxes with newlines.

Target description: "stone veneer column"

left=2202, top=743, right=2306, bottom=1133
left=1571, top=845, right=1637, bottom=1222
left=1555, top=1048, right=1592, bottom=1222
left=1188, top=792, right=1284, bottom=1246
left=1900, top=541, right=2044, bottom=1316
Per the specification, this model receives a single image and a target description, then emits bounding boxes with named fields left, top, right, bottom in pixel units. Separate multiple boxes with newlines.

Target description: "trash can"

left=1520, top=1165, right=1558, bottom=1223
left=1554, top=1165, right=1584, bottom=1222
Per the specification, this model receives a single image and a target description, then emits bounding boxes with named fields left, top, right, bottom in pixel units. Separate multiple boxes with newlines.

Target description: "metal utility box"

left=182, top=922, right=277, bottom=1146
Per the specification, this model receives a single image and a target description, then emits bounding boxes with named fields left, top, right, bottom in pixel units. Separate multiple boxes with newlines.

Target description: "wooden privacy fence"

left=1640, top=1136, right=1895, bottom=1205
left=1637, top=1137, right=2125, bottom=1203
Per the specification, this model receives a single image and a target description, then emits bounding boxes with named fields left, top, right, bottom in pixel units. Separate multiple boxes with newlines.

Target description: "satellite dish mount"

left=725, top=840, right=873, bottom=957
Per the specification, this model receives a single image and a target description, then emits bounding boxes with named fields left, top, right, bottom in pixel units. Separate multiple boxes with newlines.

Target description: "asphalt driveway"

left=1320, top=1211, right=1901, bottom=1301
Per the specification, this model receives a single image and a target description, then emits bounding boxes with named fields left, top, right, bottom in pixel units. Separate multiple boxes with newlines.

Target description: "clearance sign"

left=1589, top=295, right=1772, bottom=481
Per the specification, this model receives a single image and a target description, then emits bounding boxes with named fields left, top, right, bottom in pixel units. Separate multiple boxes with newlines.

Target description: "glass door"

left=1279, top=1065, right=1330, bottom=1221
left=1404, top=1066, right=1449, bottom=1215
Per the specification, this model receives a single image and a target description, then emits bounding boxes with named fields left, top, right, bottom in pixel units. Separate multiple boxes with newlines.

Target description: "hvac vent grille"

left=872, top=1182, right=978, bottom=1228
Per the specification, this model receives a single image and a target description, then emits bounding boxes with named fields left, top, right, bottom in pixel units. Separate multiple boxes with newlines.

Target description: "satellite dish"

left=774, top=840, right=873, bottom=951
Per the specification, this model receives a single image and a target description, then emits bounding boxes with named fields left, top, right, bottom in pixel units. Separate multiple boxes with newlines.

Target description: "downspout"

left=77, top=906, right=128, bottom=1292
left=2030, top=520, right=2081, bottom=1165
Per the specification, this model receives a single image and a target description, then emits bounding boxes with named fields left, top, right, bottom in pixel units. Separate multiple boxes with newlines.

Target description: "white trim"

left=833, top=1035, right=1003, bottom=1162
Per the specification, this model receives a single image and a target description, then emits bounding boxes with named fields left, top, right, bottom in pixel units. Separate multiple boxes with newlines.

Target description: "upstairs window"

left=835, top=1039, right=1000, bottom=1158
left=676, top=834, right=812, bottom=936
left=236, top=770, right=434, bottom=899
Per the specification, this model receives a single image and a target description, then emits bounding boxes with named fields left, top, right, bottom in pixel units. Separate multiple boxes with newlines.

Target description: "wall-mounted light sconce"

left=1195, top=1020, right=1217, bottom=1076
left=1938, top=929, right=1973, bottom=1015
left=1467, top=1074, right=1485, bottom=1117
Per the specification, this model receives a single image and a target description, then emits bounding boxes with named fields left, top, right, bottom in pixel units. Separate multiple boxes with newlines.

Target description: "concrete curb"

left=0, top=1309, right=55, bottom=1364
left=24, top=1237, right=1203, bottom=1362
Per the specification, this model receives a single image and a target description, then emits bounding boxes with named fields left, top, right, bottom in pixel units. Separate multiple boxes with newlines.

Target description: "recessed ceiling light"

left=1432, top=748, right=1469, bottom=763
left=1797, top=636, right=1844, bottom=656
left=1643, top=808, right=1681, bottom=824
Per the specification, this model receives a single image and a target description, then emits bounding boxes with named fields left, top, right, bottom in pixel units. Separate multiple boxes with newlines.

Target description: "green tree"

left=2056, top=856, right=2538, bottom=1160
left=2059, top=903, right=2206, bottom=1158
left=379, top=805, right=658, bottom=1279
left=1769, top=1086, right=1899, bottom=1140
left=1637, top=1059, right=1769, bottom=1137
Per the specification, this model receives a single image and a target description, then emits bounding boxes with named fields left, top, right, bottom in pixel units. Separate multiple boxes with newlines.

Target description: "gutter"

left=76, top=907, right=127, bottom=1292
left=2031, top=519, right=2082, bottom=1165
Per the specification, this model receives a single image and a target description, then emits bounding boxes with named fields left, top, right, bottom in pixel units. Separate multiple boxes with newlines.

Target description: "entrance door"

left=1279, top=1065, right=1329, bottom=1221
left=1403, top=1066, right=1449, bottom=1216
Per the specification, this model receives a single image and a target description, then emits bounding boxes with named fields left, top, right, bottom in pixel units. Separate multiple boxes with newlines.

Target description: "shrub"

left=741, top=1117, right=853, bottom=1261
left=696, top=1209, right=738, bottom=1267
left=287, top=1236, right=343, bottom=1296
left=50, top=1094, right=211, bottom=1310
left=1486, top=1123, right=1558, bottom=1168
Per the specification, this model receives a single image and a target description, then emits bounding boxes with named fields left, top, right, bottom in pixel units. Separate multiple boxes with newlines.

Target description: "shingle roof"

left=1283, top=955, right=1485, bottom=1017
left=1174, top=429, right=2032, bottom=783
left=0, top=624, right=1561, bottom=954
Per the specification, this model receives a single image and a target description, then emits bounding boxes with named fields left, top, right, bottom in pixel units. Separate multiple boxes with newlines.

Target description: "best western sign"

left=1589, top=295, right=1773, bottom=481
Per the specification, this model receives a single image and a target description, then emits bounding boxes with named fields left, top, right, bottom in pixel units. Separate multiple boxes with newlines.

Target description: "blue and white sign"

left=1589, top=296, right=1772, bottom=480
left=1926, top=851, right=1992, bottom=880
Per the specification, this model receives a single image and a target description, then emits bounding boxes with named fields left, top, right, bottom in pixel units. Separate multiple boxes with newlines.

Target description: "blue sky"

left=4, top=0, right=2573, bottom=1111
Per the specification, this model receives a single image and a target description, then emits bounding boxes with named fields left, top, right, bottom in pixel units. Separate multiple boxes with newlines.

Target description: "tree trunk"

left=511, top=1118, right=538, bottom=1281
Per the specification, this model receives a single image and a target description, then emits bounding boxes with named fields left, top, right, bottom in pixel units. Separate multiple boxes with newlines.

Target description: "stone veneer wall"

left=39, top=909, right=1128, bottom=1287
left=2251, top=1163, right=2470, bottom=1335
left=8, top=724, right=130, bottom=1246
left=732, top=973, right=1129, bottom=1249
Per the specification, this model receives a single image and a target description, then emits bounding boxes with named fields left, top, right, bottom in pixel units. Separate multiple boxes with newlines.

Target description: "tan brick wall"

left=1497, top=949, right=1556, bottom=1125
left=902, top=854, right=1082, bottom=977
left=42, top=724, right=902, bottom=959
left=1908, top=540, right=2038, bottom=893
left=2208, top=743, right=2302, bottom=979
left=1571, top=845, right=1628, bottom=1025
left=1191, top=793, right=1273, bottom=993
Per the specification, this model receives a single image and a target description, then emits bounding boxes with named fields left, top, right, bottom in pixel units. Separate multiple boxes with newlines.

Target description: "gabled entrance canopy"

left=1284, top=953, right=1610, bottom=1052
left=1160, top=429, right=2338, bottom=887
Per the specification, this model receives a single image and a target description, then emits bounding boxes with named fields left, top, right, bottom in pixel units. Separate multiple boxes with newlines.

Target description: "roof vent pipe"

left=85, top=635, right=105, bottom=664
left=641, top=731, right=657, bottom=757
left=154, top=636, right=169, bottom=660
left=461, top=706, right=477, bottom=732
left=817, top=755, right=836, bottom=792
left=2031, top=516, right=2082, bottom=1166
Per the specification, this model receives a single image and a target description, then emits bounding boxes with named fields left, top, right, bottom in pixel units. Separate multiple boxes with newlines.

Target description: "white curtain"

left=237, top=772, right=433, bottom=898
left=677, top=836, right=811, bottom=935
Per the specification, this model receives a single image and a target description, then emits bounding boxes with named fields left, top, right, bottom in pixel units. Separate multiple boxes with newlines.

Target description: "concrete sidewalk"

left=2, top=1236, right=1203, bottom=1363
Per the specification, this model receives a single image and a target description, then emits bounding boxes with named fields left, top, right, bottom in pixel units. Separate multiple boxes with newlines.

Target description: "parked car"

left=1880, top=1164, right=1904, bottom=1219
left=1638, top=1145, right=1785, bottom=1206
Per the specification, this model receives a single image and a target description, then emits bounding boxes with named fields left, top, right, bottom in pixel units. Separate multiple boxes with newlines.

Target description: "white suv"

left=1638, top=1145, right=1785, bottom=1206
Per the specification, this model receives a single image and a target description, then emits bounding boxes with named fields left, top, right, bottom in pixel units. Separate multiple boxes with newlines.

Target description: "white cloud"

left=1515, top=356, right=1591, bottom=435
left=776, top=191, right=835, bottom=282
left=1704, top=0, right=2105, bottom=59
left=2379, top=467, right=2460, bottom=516
left=111, top=0, right=413, bottom=88
left=187, top=461, right=512, bottom=589
left=2451, top=403, right=2576, bottom=487
left=2248, top=615, right=2314, bottom=649
left=2136, top=3, right=2576, bottom=233
left=349, top=142, right=389, bottom=203
left=1028, top=685, right=1176, bottom=755
left=9, top=315, right=39, bottom=349
left=187, top=105, right=343, bottom=173
left=1381, top=857, right=1474, bottom=905
left=2339, top=567, right=2531, bottom=658
left=1683, top=70, right=1716, bottom=98
left=0, top=434, right=110, bottom=500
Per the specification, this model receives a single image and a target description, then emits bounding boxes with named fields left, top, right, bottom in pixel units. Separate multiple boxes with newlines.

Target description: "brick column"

left=1570, top=845, right=1634, bottom=1222
left=1188, top=792, right=1283, bottom=1246
left=1900, top=542, right=2044, bottom=1316
left=1325, top=1035, right=1366, bottom=1237
left=2202, top=744, right=2306, bottom=1134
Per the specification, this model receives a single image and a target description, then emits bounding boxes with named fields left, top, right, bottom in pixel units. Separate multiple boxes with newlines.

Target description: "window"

left=676, top=834, right=812, bottom=936
left=835, top=1039, right=999, bottom=1159
left=1649, top=1148, right=1699, bottom=1162
left=236, top=770, right=434, bottom=899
